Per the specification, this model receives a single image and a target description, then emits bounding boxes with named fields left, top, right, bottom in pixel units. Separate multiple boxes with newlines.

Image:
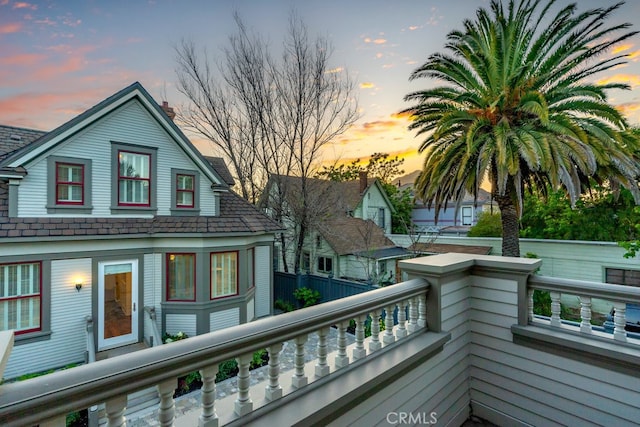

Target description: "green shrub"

left=293, top=287, right=321, bottom=307
left=274, top=298, right=295, bottom=312
left=467, top=211, right=502, bottom=237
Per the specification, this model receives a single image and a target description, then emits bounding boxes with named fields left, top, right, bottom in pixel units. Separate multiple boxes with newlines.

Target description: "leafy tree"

left=317, top=152, right=405, bottom=183
left=468, top=211, right=502, bottom=237
left=521, top=185, right=640, bottom=241
left=403, top=0, right=640, bottom=257
left=317, top=153, right=412, bottom=233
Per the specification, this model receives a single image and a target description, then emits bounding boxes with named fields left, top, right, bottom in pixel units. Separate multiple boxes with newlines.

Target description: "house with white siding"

left=0, top=82, right=281, bottom=380
left=262, top=172, right=408, bottom=284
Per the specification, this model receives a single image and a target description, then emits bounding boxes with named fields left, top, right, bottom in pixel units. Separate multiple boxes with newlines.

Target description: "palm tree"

left=403, top=0, right=640, bottom=257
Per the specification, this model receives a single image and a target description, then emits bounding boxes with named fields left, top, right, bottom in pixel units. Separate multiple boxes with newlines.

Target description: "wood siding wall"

left=329, top=276, right=473, bottom=426
left=4, top=258, right=92, bottom=379
left=18, top=100, right=217, bottom=217
left=143, top=253, right=162, bottom=345
left=209, top=307, right=239, bottom=332
left=469, top=273, right=640, bottom=426
left=166, top=314, right=196, bottom=337
left=388, top=235, right=638, bottom=283
left=254, top=246, right=270, bottom=318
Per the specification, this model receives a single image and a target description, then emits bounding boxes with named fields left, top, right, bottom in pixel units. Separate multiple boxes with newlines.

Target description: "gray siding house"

left=0, top=82, right=281, bottom=379
left=262, top=173, right=408, bottom=284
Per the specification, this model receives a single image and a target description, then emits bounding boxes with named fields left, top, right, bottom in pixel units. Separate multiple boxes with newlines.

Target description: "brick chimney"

left=359, top=171, right=368, bottom=193
left=160, top=101, right=175, bottom=120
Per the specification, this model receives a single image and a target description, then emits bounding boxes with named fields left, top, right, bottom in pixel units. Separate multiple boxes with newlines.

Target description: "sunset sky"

left=3, top=0, right=640, bottom=175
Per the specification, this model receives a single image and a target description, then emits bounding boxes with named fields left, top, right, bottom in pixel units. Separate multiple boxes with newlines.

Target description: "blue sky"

left=2, top=0, right=640, bottom=173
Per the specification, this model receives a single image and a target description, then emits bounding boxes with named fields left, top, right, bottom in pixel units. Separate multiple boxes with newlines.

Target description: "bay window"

left=0, top=262, right=41, bottom=334
left=210, top=252, right=238, bottom=299
left=167, top=254, right=195, bottom=301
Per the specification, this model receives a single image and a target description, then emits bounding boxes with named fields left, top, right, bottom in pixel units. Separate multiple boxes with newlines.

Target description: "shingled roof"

left=0, top=183, right=282, bottom=239
left=0, top=125, right=46, bottom=161
left=319, top=217, right=398, bottom=256
left=203, top=156, right=235, bottom=186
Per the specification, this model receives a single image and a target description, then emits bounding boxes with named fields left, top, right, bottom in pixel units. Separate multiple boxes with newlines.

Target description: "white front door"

left=98, top=260, right=139, bottom=350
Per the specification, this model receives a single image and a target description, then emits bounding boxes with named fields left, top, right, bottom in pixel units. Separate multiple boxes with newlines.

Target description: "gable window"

left=211, top=251, right=238, bottom=299
left=166, top=254, right=195, bottom=301
left=171, top=169, right=200, bottom=215
left=176, top=174, right=195, bottom=207
left=317, top=256, right=333, bottom=274
left=378, top=208, right=385, bottom=228
left=118, top=150, right=150, bottom=206
left=47, top=156, right=92, bottom=213
left=111, top=142, right=157, bottom=213
left=56, top=163, right=83, bottom=204
left=0, top=262, right=41, bottom=334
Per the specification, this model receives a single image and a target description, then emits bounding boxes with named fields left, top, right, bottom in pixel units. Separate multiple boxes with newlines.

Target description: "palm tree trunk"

left=494, top=193, right=520, bottom=257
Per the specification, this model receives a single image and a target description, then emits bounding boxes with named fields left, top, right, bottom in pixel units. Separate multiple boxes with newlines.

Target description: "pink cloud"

left=0, top=88, right=111, bottom=129
left=0, top=22, right=21, bottom=33
left=0, top=52, right=46, bottom=66
left=13, top=1, right=36, bottom=10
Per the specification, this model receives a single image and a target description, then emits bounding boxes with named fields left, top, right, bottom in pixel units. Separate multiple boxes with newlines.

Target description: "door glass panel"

left=103, top=263, right=132, bottom=339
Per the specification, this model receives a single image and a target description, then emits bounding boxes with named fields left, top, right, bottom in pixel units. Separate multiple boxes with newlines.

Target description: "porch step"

left=96, top=342, right=148, bottom=361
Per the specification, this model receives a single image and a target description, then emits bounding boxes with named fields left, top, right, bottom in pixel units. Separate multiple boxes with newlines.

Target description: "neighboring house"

left=411, top=187, right=494, bottom=234
left=0, top=82, right=281, bottom=380
left=394, top=170, right=495, bottom=235
left=262, top=172, right=408, bottom=284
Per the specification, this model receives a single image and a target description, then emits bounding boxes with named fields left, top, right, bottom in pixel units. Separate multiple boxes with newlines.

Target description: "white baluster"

left=396, top=300, right=408, bottom=338
left=292, top=335, right=308, bottom=388
left=352, top=315, right=367, bottom=360
left=407, top=297, right=418, bottom=333
left=369, top=310, right=382, bottom=352
left=417, top=294, right=427, bottom=329
left=383, top=305, right=396, bottom=345
left=528, top=289, right=534, bottom=323
left=235, top=353, right=253, bottom=416
left=199, top=365, right=219, bottom=427
left=105, top=395, right=127, bottom=427
left=315, top=327, right=330, bottom=378
left=335, top=321, right=350, bottom=368
left=157, top=378, right=176, bottom=427
left=550, top=291, right=561, bottom=327
left=613, top=302, right=628, bottom=342
left=579, top=296, right=592, bottom=334
left=265, top=343, right=284, bottom=400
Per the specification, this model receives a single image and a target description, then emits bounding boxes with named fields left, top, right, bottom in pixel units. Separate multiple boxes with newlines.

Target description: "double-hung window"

left=167, top=254, right=196, bottom=301
left=0, top=262, right=41, bottom=334
left=118, top=150, right=151, bottom=206
left=210, top=252, right=238, bottom=299
left=47, top=156, right=92, bottom=213
left=176, top=174, right=195, bottom=208
left=171, top=169, right=200, bottom=214
left=317, top=256, right=333, bottom=274
left=56, top=163, right=84, bottom=204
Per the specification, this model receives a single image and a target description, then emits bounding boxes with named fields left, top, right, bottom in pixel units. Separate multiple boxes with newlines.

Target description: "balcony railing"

left=2, top=253, right=640, bottom=426
left=0, top=278, right=430, bottom=427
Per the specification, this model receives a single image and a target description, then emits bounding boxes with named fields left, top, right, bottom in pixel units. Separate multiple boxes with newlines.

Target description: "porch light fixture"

left=75, top=280, right=82, bottom=292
